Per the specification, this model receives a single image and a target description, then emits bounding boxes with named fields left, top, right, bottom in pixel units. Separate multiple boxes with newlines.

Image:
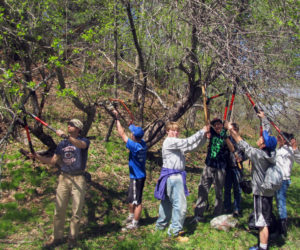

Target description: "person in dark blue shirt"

left=29, top=119, right=90, bottom=248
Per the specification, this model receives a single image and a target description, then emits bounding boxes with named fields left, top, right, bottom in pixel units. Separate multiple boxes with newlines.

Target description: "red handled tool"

left=244, top=91, right=290, bottom=143
left=226, top=85, right=236, bottom=122
left=206, top=93, right=225, bottom=105
left=109, top=98, right=134, bottom=126
left=24, top=111, right=68, bottom=139
left=223, top=87, right=230, bottom=121
left=23, top=116, right=35, bottom=155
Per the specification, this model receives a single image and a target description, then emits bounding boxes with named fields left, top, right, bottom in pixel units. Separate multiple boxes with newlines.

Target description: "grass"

left=0, top=134, right=300, bottom=249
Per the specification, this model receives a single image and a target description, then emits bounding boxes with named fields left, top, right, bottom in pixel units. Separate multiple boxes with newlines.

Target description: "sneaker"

left=190, top=216, right=205, bottom=224
left=43, top=237, right=63, bottom=249
left=67, top=237, right=77, bottom=249
left=123, top=215, right=134, bottom=225
left=249, top=245, right=266, bottom=250
left=233, top=210, right=241, bottom=218
left=121, top=222, right=139, bottom=232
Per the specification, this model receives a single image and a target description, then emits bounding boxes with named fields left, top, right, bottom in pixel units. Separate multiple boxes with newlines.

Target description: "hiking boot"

left=43, top=237, right=63, bottom=249
left=67, top=237, right=77, bottom=249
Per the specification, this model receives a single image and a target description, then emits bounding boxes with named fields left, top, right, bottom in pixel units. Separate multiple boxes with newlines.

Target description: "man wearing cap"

left=29, top=119, right=90, bottom=248
left=225, top=111, right=277, bottom=250
left=193, top=118, right=234, bottom=222
left=113, top=110, right=147, bottom=231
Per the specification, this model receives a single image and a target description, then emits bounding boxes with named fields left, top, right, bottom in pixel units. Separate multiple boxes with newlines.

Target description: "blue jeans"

left=276, top=179, right=291, bottom=219
left=224, top=168, right=241, bottom=212
left=156, top=174, right=187, bottom=236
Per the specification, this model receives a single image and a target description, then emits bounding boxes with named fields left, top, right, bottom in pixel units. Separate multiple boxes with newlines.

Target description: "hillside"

left=0, top=106, right=300, bottom=249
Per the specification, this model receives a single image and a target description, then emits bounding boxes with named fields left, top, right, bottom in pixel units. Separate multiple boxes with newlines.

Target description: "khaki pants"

left=194, top=166, right=226, bottom=217
left=53, top=173, right=86, bottom=240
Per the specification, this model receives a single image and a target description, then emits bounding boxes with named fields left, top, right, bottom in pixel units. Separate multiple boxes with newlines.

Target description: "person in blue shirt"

left=113, top=110, right=147, bottom=231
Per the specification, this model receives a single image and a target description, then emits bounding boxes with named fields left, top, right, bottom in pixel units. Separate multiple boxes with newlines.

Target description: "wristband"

left=61, top=134, right=70, bottom=139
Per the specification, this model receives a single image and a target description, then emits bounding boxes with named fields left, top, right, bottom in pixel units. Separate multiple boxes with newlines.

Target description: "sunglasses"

left=68, top=122, right=76, bottom=127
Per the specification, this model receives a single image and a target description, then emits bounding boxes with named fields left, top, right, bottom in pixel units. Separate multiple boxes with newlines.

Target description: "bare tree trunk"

left=106, top=2, right=119, bottom=142
left=132, top=55, right=139, bottom=105
left=105, top=119, right=115, bottom=142
left=124, top=1, right=147, bottom=126
left=185, top=106, right=197, bottom=129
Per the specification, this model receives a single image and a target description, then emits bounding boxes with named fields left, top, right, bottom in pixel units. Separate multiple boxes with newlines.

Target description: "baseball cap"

left=69, top=119, right=83, bottom=130
left=129, top=124, right=144, bottom=139
left=262, top=130, right=277, bottom=151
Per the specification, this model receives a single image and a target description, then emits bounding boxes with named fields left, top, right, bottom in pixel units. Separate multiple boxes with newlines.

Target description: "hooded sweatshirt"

left=276, top=145, right=300, bottom=180
left=237, top=117, right=276, bottom=197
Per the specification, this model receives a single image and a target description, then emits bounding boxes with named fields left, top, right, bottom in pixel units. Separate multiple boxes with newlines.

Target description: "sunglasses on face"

left=68, top=122, right=76, bottom=127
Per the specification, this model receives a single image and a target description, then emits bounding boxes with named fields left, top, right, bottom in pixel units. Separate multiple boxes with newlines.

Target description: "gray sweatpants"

left=194, top=165, right=226, bottom=217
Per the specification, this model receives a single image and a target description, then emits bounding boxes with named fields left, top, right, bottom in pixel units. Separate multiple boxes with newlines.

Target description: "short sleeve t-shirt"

left=126, top=138, right=147, bottom=179
left=205, top=128, right=230, bottom=169
left=55, top=137, right=90, bottom=173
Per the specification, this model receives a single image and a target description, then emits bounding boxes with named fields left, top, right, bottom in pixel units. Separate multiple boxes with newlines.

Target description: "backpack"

left=261, top=164, right=283, bottom=192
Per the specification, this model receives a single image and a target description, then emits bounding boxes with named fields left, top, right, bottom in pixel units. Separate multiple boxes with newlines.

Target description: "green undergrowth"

left=0, top=135, right=300, bottom=249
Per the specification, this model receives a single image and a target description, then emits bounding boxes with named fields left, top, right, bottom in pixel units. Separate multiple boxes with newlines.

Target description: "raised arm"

left=257, top=111, right=271, bottom=134
left=164, top=125, right=209, bottom=153
left=291, top=138, right=300, bottom=164
left=112, top=110, right=128, bottom=143
left=225, top=137, right=235, bottom=153
left=56, top=129, right=87, bottom=149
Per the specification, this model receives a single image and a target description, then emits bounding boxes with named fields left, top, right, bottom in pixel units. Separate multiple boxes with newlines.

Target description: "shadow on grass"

left=185, top=165, right=204, bottom=174
left=85, top=180, right=127, bottom=223
left=288, top=217, right=300, bottom=227
left=140, top=207, right=158, bottom=226
left=81, top=222, right=122, bottom=239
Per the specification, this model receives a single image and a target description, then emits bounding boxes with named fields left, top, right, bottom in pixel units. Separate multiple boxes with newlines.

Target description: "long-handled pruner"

left=206, top=93, right=225, bottom=105
left=23, top=110, right=68, bottom=139
left=226, top=85, right=236, bottom=122
left=19, top=116, right=36, bottom=160
left=223, top=87, right=230, bottom=121
left=108, top=98, right=134, bottom=126
left=244, top=90, right=290, bottom=144
left=224, top=85, right=242, bottom=170
left=244, top=91, right=263, bottom=136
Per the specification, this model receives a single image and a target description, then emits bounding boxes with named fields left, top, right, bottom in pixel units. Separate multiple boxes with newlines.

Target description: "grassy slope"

left=0, top=126, right=300, bottom=250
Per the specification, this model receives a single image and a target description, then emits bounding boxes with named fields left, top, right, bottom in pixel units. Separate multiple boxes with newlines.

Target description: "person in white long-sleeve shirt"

left=154, top=122, right=209, bottom=240
left=275, top=132, right=300, bottom=236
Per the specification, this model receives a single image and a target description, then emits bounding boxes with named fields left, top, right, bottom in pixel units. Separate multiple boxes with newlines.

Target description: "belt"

left=61, top=171, right=84, bottom=176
